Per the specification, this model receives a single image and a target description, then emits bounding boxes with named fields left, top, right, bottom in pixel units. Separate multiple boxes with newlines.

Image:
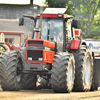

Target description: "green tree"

left=45, top=0, right=74, bottom=14
left=46, top=0, right=67, bottom=8
left=45, top=0, right=100, bottom=39
left=90, top=10, right=100, bottom=39
left=71, top=0, right=100, bottom=38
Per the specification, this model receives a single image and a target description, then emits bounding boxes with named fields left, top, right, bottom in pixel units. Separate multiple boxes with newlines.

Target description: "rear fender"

left=70, top=40, right=80, bottom=50
left=80, top=40, right=87, bottom=46
left=70, top=40, right=88, bottom=50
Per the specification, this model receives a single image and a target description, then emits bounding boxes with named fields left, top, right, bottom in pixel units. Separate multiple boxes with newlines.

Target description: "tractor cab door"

left=49, top=19, right=64, bottom=52
left=34, top=18, right=64, bottom=52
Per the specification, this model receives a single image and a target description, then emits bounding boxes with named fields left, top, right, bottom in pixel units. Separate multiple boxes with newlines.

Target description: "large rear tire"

left=0, top=51, right=23, bottom=91
left=20, top=47, right=37, bottom=90
left=72, top=46, right=93, bottom=91
left=51, top=52, right=75, bottom=93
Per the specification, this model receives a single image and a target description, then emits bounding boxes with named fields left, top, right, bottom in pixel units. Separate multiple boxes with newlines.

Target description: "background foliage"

left=45, top=0, right=100, bottom=39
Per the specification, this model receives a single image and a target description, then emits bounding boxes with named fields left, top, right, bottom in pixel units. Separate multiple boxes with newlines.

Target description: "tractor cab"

left=19, top=8, right=78, bottom=52
left=34, top=14, right=64, bottom=42
left=33, top=8, right=78, bottom=52
left=34, top=15, right=64, bottom=51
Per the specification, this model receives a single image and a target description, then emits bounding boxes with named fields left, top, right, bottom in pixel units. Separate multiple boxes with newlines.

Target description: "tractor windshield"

left=35, top=18, right=63, bottom=43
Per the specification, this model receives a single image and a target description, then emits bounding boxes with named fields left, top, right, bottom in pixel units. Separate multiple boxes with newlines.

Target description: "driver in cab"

left=50, top=21, right=62, bottom=42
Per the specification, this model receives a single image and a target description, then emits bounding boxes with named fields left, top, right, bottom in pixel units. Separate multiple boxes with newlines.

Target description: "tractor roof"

left=43, top=8, right=66, bottom=14
left=36, top=8, right=73, bottom=19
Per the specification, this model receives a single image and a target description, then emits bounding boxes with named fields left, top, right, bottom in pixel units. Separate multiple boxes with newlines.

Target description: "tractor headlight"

left=28, top=57, right=32, bottom=60
left=38, top=58, right=43, bottom=61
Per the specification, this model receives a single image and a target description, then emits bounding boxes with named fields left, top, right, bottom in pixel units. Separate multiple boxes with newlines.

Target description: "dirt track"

left=0, top=87, right=100, bottom=100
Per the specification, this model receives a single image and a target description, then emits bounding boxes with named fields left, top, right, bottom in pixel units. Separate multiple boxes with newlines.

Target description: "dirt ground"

left=0, top=86, right=100, bottom=100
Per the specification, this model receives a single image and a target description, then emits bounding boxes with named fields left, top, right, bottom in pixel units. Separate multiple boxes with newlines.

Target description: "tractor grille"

left=28, top=41, right=43, bottom=45
left=27, top=50, right=43, bottom=61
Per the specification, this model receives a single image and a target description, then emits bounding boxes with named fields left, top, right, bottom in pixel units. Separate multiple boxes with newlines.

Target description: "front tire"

left=51, top=52, right=75, bottom=93
left=22, top=74, right=37, bottom=90
left=20, top=47, right=37, bottom=90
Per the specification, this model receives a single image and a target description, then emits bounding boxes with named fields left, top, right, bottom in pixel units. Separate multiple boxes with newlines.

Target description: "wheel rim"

left=0, top=45, right=6, bottom=57
left=84, top=55, right=91, bottom=84
left=16, top=60, right=21, bottom=82
left=68, top=61, right=73, bottom=85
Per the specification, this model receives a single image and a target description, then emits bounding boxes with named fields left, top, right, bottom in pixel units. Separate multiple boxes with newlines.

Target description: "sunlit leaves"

left=45, top=0, right=100, bottom=38
left=71, top=0, right=100, bottom=38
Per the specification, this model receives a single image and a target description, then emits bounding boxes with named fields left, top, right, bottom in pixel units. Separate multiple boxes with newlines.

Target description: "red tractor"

left=0, top=8, right=94, bottom=93
left=0, top=32, right=21, bottom=57
left=0, top=32, right=21, bottom=52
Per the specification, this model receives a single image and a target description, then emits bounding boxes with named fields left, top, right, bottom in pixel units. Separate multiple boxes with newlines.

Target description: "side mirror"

left=19, top=18, right=24, bottom=26
left=71, top=19, right=78, bottom=28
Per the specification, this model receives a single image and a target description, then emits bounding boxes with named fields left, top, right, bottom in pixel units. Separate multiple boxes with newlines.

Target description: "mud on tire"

left=0, top=51, right=23, bottom=91
left=51, top=52, right=75, bottom=93
left=72, top=46, right=93, bottom=92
